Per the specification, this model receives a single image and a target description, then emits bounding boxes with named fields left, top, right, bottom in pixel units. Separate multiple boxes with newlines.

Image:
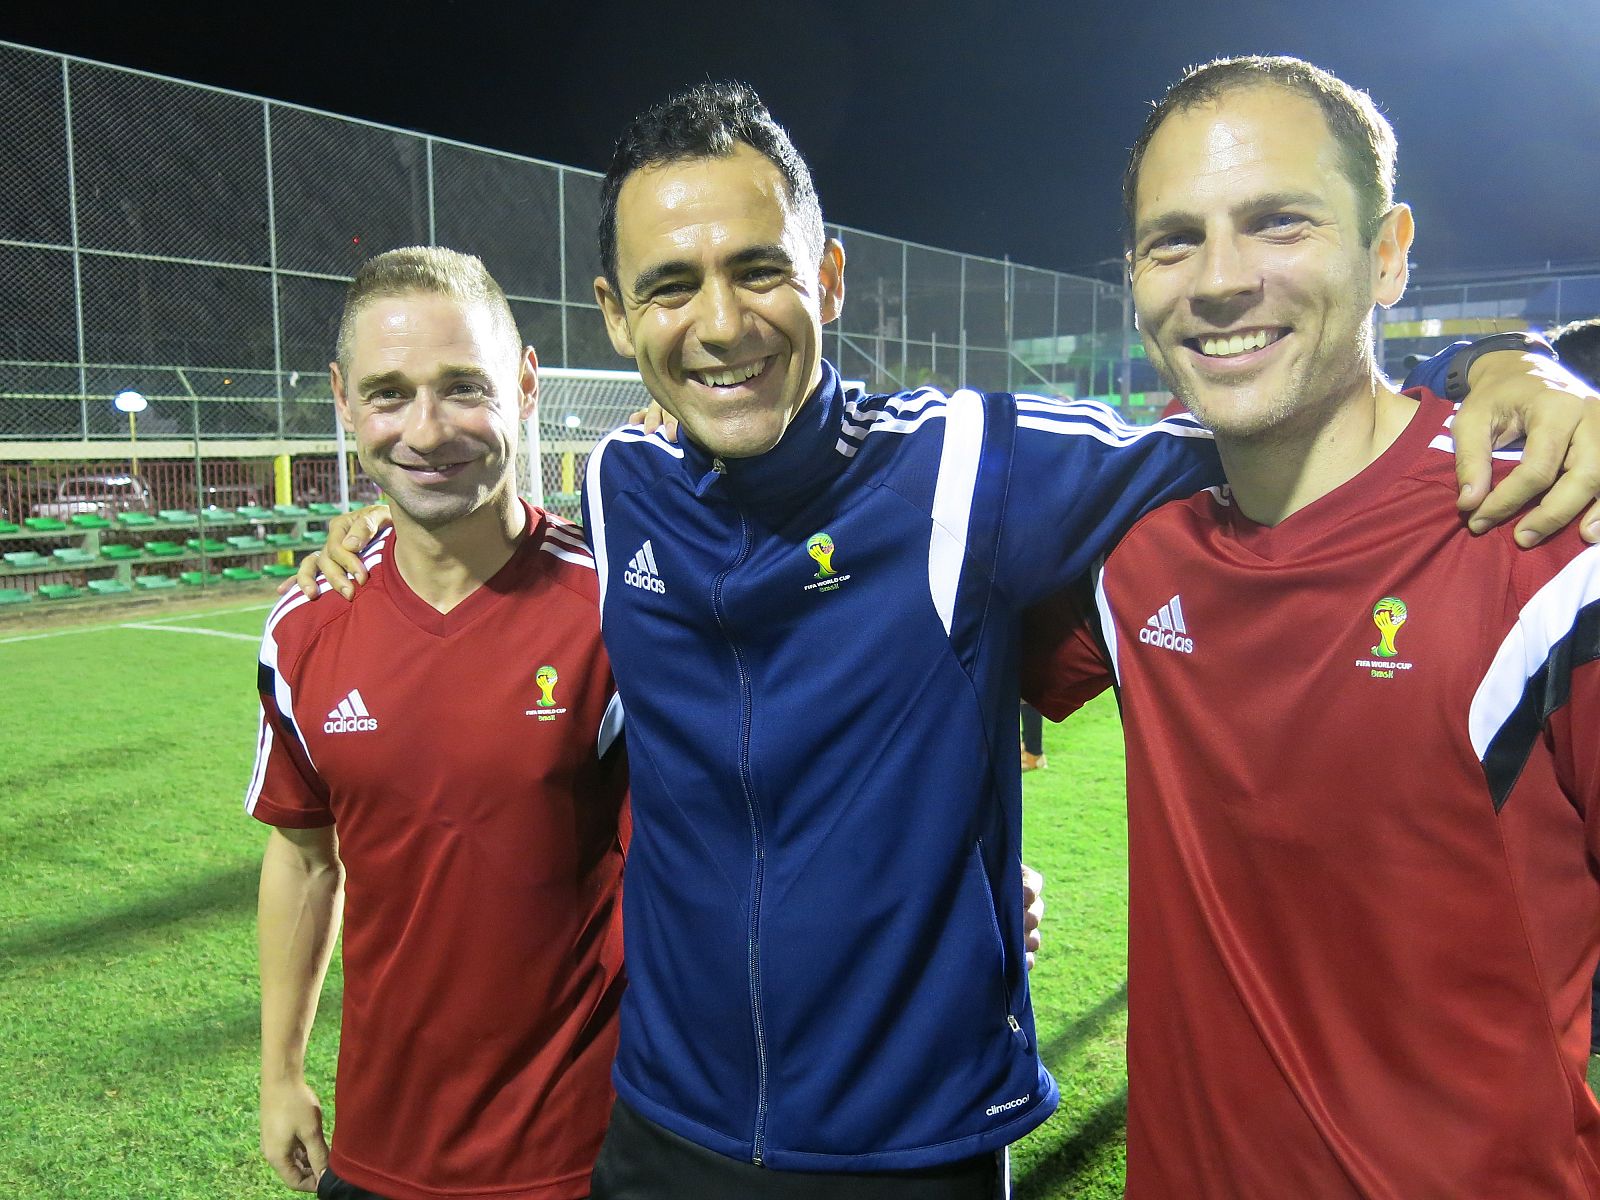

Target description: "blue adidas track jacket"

left=582, top=361, right=1222, bottom=1171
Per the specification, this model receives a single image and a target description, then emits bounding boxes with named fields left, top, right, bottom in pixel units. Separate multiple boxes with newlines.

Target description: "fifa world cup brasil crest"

left=534, top=664, right=559, bottom=707
left=1370, top=596, right=1407, bottom=658
left=806, top=531, right=837, bottom=578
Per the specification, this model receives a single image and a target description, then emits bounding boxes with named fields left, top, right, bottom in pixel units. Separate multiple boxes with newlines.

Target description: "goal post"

left=522, top=367, right=655, bottom=521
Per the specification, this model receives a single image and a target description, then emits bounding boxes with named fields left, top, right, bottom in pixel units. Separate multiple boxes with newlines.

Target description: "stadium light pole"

left=112, top=389, right=148, bottom=474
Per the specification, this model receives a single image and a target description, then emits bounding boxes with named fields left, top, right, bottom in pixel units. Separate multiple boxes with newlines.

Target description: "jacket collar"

left=680, top=360, right=849, bottom=505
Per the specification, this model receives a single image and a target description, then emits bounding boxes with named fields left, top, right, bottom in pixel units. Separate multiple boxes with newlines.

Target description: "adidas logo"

left=623, top=539, right=666, bottom=594
left=324, top=688, right=378, bottom=733
left=1138, top=595, right=1194, bottom=655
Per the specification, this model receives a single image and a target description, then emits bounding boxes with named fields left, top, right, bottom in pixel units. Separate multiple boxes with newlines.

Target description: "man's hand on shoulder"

left=260, top=1076, right=329, bottom=1192
left=1023, top=863, right=1045, bottom=971
left=279, top=504, right=393, bottom=601
left=1449, top=350, right=1600, bottom=546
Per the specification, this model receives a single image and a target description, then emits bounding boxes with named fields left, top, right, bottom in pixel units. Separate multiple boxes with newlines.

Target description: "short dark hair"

left=597, top=80, right=824, bottom=291
left=1124, top=55, right=1397, bottom=251
left=1549, top=318, right=1600, bottom=389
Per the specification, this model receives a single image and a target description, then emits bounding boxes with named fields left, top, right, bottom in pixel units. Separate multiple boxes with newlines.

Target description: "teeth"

left=1199, top=329, right=1275, bottom=358
left=694, top=361, right=765, bottom=387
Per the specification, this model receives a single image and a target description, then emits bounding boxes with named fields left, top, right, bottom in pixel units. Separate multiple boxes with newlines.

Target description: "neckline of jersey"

left=379, top=498, right=545, bottom=639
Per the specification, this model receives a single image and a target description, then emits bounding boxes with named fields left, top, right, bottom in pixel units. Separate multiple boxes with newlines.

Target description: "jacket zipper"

left=710, top=508, right=769, bottom=1165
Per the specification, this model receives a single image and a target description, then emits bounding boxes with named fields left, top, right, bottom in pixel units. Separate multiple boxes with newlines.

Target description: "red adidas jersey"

left=247, top=504, right=627, bottom=1200
left=1026, top=395, right=1600, bottom=1197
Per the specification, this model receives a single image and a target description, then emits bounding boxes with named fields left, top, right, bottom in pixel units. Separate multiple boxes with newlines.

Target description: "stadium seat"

left=179, top=570, right=223, bottom=586
left=306, top=502, right=344, bottom=516
left=134, top=574, right=178, bottom=590
left=200, top=506, right=240, bottom=523
left=237, top=505, right=276, bottom=520
left=38, top=583, right=82, bottom=600
left=157, top=509, right=198, bottom=526
left=222, top=566, right=263, bottom=582
left=265, top=533, right=300, bottom=548
left=100, top=543, right=144, bottom=561
left=52, top=547, right=100, bottom=566
left=23, top=516, right=67, bottom=532
left=3, top=551, right=51, bottom=570
left=184, top=537, right=230, bottom=554
left=0, top=520, right=19, bottom=534
left=273, top=503, right=311, bottom=517
left=0, top=587, right=32, bottom=605
left=143, top=540, right=185, bottom=557
left=226, top=535, right=269, bottom=551
left=116, top=512, right=158, bottom=527
left=87, top=578, right=131, bottom=595
left=261, top=563, right=298, bottom=578
left=69, top=514, right=113, bottom=530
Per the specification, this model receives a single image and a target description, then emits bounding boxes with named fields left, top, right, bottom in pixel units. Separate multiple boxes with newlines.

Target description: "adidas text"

left=624, top=567, right=666, bottom=593
left=324, top=689, right=377, bottom=733
left=1138, top=626, right=1194, bottom=654
left=324, top=715, right=378, bottom=733
left=624, top=540, right=666, bottom=593
left=1141, top=595, right=1194, bottom=654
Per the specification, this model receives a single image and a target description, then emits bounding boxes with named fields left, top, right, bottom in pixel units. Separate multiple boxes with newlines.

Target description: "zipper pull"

left=712, top=457, right=728, bottom=474
left=1008, top=1015, right=1022, bottom=1034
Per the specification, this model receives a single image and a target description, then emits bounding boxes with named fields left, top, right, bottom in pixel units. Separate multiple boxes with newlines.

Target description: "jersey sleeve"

left=1020, top=581, right=1115, bottom=721
left=1400, top=341, right=1469, bottom=395
left=994, top=394, right=1224, bottom=605
left=244, top=616, right=333, bottom=829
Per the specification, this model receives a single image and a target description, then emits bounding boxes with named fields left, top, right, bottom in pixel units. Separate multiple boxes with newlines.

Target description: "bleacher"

left=0, top=504, right=345, bottom=605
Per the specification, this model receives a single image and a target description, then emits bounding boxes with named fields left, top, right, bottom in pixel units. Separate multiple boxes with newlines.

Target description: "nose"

left=402, top=390, right=450, bottom=452
left=692, top=276, right=744, bottom=349
left=1191, top=232, right=1261, bottom=310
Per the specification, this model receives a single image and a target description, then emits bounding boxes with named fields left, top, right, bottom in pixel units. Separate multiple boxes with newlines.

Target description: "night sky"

left=5, top=0, right=1597, bottom=281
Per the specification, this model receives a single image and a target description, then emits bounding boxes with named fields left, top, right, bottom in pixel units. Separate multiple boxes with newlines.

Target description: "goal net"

left=521, top=367, right=655, bottom=521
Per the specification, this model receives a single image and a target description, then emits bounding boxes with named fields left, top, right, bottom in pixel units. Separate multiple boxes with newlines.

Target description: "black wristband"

left=1443, top=331, right=1556, bottom=402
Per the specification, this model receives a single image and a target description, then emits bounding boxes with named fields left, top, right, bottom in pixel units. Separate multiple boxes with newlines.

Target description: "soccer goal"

left=521, top=367, right=654, bottom=520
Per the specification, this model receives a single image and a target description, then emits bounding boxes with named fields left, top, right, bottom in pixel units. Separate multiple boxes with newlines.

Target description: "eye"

left=649, top=281, right=694, bottom=301
left=448, top=380, right=488, bottom=398
left=742, top=265, right=786, bottom=286
left=1256, top=212, right=1310, bottom=237
left=1142, top=231, right=1198, bottom=263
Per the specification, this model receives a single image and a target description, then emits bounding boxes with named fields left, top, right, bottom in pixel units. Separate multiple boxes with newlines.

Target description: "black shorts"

left=316, top=1165, right=393, bottom=1200
left=590, top=1098, right=1008, bottom=1200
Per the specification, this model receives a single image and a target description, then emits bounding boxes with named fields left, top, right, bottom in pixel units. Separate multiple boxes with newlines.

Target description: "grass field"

left=0, top=596, right=1132, bottom=1199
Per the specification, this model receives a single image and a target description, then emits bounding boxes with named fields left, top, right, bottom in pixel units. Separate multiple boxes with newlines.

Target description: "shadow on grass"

left=0, top=738, right=174, bottom=800
left=0, top=862, right=258, bottom=972
left=108, top=983, right=344, bottom=1078
left=1038, top=978, right=1127, bottom=1069
left=1013, top=1086, right=1128, bottom=1199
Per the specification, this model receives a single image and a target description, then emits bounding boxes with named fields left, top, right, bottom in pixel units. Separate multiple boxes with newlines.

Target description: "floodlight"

left=112, top=389, right=148, bottom=413
left=564, top=413, right=582, bottom=428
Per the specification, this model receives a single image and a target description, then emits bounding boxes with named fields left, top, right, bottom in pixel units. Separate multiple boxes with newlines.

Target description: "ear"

left=517, top=346, right=540, bottom=421
left=594, top=276, right=637, bottom=359
left=1124, top=253, right=1139, bottom=331
left=330, top=361, right=356, bottom=433
left=1372, top=203, right=1413, bottom=308
left=818, top=238, right=846, bottom=326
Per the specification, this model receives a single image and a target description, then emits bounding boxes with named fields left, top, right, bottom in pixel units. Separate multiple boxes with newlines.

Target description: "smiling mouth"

left=1184, top=328, right=1289, bottom=359
left=396, top=460, right=473, bottom=478
left=687, top=358, right=771, bottom=389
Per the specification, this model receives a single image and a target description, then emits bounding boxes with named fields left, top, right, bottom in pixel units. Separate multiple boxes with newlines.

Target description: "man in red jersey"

left=1027, top=56, right=1600, bottom=1196
left=249, top=247, right=627, bottom=1200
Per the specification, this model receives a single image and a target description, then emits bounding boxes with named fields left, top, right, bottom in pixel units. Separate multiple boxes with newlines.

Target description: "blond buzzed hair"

left=335, top=246, right=521, bottom=375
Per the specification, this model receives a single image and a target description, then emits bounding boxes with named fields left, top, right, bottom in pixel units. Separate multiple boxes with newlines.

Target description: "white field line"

left=0, top=601, right=273, bottom=646
left=119, top=622, right=259, bottom=642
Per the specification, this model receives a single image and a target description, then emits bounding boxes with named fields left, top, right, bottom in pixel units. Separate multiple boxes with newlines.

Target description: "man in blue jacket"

left=576, top=81, right=1600, bottom=1198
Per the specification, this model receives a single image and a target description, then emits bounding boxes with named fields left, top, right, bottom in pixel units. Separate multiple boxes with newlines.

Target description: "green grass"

left=0, top=602, right=1131, bottom=1198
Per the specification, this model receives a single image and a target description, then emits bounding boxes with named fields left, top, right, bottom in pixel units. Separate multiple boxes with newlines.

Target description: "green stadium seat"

left=134, top=574, right=179, bottom=590
left=52, top=547, right=100, bottom=566
left=222, top=566, right=263, bottom=582
left=178, top=570, right=223, bottom=586
left=306, top=502, right=345, bottom=516
left=100, top=543, right=144, bottom=561
left=38, top=583, right=81, bottom=600
left=273, top=503, right=311, bottom=517
left=69, top=514, right=113, bottom=530
left=0, top=520, right=20, bottom=534
left=261, top=563, right=298, bottom=578
left=237, top=505, right=276, bottom=520
left=143, top=540, right=186, bottom=557
left=226, top=535, right=269, bottom=551
left=3, top=551, right=50, bottom=570
left=157, top=509, right=198, bottom=526
left=265, top=533, right=300, bottom=548
left=87, top=578, right=131, bottom=596
left=200, top=506, right=240, bottom=523
left=23, top=516, right=67, bottom=532
left=116, top=512, right=159, bottom=527
left=0, top=587, right=32, bottom=605
left=184, top=537, right=230, bottom=554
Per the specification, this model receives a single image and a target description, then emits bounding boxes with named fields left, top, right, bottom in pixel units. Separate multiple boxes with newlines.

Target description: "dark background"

left=5, top=0, right=1597, bottom=279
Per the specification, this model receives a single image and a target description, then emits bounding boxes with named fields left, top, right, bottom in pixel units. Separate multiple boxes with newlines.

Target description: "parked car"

left=30, top=473, right=154, bottom=520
